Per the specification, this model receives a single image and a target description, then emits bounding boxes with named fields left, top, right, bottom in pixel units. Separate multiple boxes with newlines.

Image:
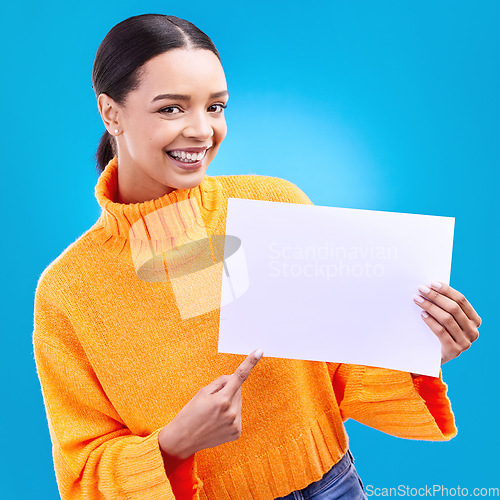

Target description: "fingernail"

left=418, top=285, right=430, bottom=294
left=431, top=281, right=442, bottom=289
left=421, top=310, right=429, bottom=318
left=255, top=349, right=263, bottom=360
left=413, top=294, right=425, bottom=303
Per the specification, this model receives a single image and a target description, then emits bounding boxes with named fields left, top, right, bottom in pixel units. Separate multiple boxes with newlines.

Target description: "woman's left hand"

left=413, top=281, right=481, bottom=366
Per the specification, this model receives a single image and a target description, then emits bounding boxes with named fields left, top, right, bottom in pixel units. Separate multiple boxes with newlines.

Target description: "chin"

left=171, top=169, right=207, bottom=189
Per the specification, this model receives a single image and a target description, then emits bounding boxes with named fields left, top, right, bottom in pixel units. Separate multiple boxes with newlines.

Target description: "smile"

left=166, top=149, right=209, bottom=163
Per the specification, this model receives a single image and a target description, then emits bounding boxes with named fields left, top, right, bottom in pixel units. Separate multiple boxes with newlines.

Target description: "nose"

left=182, top=110, right=214, bottom=141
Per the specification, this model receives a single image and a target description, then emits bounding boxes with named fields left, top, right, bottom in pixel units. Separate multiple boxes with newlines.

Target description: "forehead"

left=136, top=48, right=227, bottom=97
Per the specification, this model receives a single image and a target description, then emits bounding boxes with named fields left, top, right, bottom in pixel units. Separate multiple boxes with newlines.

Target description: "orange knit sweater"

left=33, top=157, right=457, bottom=500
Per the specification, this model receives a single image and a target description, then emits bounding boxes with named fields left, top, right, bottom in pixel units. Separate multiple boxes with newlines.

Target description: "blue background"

left=2, top=0, right=498, bottom=497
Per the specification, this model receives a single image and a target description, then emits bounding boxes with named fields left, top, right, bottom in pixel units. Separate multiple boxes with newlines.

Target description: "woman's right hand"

left=158, top=349, right=263, bottom=460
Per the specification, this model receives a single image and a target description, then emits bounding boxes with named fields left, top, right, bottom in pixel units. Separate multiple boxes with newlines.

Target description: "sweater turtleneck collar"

left=90, top=157, right=224, bottom=257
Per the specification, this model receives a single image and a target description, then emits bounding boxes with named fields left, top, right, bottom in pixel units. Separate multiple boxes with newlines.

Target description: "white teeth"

left=168, top=149, right=207, bottom=163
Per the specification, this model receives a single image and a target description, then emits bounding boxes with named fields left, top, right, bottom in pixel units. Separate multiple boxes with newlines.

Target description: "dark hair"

left=92, top=14, right=221, bottom=174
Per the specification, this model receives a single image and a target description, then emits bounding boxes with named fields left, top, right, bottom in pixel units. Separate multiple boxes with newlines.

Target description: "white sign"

left=218, top=199, right=455, bottom=377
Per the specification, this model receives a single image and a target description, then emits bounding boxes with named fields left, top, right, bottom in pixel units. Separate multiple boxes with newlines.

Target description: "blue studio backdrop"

left=2, top=1, right=498, bottom=498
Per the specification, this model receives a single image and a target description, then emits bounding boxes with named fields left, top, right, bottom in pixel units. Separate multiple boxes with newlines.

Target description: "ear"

left=97, top=93, right=122, bottom=135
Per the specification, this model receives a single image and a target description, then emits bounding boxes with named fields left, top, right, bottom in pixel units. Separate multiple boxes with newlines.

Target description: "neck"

left=90, top=156, right=225, bottom=258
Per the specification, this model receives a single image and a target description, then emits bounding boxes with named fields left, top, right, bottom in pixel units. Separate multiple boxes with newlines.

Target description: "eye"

left=208, top=103, right=227, bottom=113
left=159, top=106, right=182, bottom=115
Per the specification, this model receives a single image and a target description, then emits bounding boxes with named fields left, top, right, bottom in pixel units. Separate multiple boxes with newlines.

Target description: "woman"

left=33, top=14, right=481, bottom=500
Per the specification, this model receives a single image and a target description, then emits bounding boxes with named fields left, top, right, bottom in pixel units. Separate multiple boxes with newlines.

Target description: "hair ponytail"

left=92, top=14, right=220, bottom=175
left=95, top=130, right=115, bottom=174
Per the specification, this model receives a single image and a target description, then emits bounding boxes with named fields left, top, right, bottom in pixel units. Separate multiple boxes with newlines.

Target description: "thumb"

left=206, top=374, right=231, bottom=395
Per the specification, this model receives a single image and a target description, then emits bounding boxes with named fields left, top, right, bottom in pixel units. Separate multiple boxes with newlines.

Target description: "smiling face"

left=98, top=48, right=228, bottom=204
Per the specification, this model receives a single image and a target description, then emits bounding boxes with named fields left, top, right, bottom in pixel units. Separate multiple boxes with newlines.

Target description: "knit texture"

left=33, top=157, right=457, bottom=499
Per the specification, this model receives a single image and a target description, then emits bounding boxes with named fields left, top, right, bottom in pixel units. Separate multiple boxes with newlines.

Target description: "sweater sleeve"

left=32, top=289, right=201, bottom=500
left=329, top=363, right=457, bottom=440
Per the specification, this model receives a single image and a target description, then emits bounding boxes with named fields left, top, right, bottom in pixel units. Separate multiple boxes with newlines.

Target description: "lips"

left=165, top=147, right=210, bottom=170
left=166, top=145, right=211, bottom=163
left=167, top=146, right=211, bottom=153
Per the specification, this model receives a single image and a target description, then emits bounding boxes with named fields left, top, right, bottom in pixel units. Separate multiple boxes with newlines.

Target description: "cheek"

left=129, top=115, right=171, bottom=142
left=215, top=120, right=228, bottom=143
left=151, top=121, right=182, bottom=146
left=124, top=120, right=154, bottom=153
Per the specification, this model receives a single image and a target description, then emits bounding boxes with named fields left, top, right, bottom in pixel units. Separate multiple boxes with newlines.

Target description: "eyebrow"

left=151, top=90, right=229, bottom=103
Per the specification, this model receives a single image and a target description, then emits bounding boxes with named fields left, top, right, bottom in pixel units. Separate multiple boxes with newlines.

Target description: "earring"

left=114, top=129, right=119, bottom=135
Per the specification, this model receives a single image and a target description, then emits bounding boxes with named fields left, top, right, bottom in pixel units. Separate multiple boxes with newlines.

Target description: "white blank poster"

left=218, top=198, right=455, bottom=377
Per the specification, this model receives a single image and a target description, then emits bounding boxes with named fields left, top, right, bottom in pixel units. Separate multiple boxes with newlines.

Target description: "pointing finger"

left=221, top=349, right=263, bottom=399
